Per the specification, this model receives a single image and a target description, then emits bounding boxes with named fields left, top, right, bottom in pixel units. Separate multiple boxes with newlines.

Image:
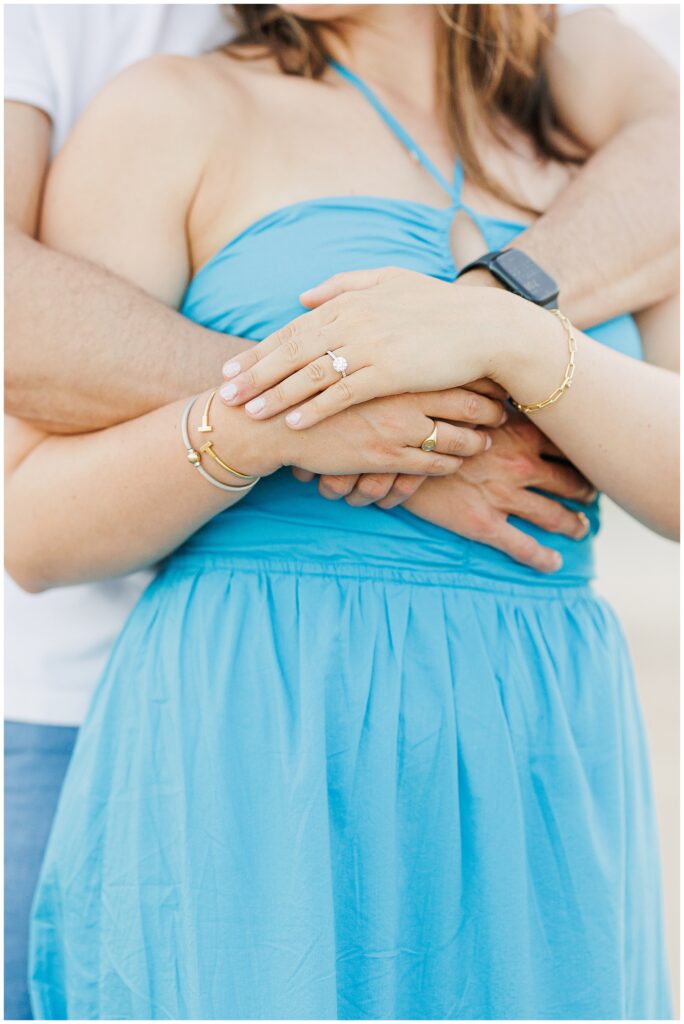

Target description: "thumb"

left=300, top=268, right=389, bottom=308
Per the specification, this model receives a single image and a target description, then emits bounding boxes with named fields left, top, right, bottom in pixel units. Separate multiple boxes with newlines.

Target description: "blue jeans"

left=4, top=721, right=78, bottom=1021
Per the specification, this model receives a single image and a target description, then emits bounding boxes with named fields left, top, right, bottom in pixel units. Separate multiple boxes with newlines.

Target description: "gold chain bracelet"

left=510, top=308, right=576, bottom=414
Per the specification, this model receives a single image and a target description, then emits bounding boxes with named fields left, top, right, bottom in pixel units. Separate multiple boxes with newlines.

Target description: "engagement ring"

left=326, top=350, right=348, bottom=377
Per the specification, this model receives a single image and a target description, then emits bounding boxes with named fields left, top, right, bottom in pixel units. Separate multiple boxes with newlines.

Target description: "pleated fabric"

left=30, top=556, right=670, bottom=1020
left=28, top=79, right=670, bottom=1015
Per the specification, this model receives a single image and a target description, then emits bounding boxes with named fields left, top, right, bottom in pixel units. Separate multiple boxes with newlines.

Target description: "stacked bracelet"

left=510, top=308, right=577, bottom=414
left=181, top=393, right=261, bottom=493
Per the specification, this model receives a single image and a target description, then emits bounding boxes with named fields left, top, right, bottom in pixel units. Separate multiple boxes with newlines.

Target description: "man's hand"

left=405, top=411, right=596, bottom=573
left=296, top=409, right=596, bottom=574
left=291, top=466, right=428, bottom=508
left=290, top=379, right=507, bottom=509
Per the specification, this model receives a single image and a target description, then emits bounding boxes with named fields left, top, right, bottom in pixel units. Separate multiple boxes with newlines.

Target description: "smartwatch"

left=458, top=249, right=559, bottom=309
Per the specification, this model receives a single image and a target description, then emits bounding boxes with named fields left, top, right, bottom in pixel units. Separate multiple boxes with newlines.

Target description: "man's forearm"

left=512, top=110, right=679, bottom=329
left=5, top=225, right=245, bottom=433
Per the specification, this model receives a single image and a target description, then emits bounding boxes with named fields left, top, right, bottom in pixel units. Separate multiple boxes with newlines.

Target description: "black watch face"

left=493, top=249, right=559, bottom=306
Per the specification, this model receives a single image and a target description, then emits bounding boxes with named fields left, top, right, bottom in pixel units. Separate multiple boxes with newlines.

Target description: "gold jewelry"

left=197, top=389, right=216, bottom=433
left=181, top=395, right=260, bottom=493
left=420, top=420, right=439, bottom=452
left=196, top=388, right=258, bottom=482
left=199, top=440, right=257, bottom=480
left=511, top=308, right=576, bottom=414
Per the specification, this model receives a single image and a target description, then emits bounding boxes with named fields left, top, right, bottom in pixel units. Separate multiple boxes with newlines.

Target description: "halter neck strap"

left=329, top=60, right=462, bottom=204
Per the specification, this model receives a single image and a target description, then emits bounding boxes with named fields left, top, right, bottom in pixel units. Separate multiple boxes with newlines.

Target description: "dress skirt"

left=29, top=546, right=671, bottom=1019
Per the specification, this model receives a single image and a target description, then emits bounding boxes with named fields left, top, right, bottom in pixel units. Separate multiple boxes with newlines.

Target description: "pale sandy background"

left=596, top=5, right=680, bottom=1008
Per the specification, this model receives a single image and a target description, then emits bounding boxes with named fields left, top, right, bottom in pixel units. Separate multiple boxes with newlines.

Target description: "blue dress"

left=30, top=64, right=670, bottom=1020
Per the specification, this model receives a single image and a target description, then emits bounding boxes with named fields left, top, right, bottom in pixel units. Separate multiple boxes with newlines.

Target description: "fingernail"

left=577, top=511, right=590, bottom=537
left=220, top=383, right=237, bottom=401
left=286, top=410, right=302, bottom=426
left=245, top=397, right=265, bottom=415
left=498, top=409, right=508, bottom=425
left=223, top=361, right=240, bottom=379
left=484, top=434, right=492, bottom=450
left=551, top=552, right=563, bottom=570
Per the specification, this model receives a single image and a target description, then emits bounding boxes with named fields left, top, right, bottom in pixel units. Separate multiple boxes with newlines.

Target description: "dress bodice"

left=175, top=63, right=642, bottom=587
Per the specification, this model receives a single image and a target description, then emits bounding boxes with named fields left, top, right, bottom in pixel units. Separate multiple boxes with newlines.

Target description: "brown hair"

left=227, top=4, right=583, bottom=207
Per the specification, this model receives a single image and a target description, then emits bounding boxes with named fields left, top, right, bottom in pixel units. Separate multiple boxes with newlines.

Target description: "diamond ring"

left=326, top=350, right=348, bottom=378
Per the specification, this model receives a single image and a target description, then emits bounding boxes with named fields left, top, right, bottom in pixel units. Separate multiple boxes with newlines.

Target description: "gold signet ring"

left=420, top=421, right=438, bottom=452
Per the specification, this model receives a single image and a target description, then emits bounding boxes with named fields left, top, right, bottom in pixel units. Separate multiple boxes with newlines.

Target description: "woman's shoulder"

left=72, top=48, right=288, bottom=158
left=76, top=53, right=241, bottom=138
left=49, top=52, right=271, bottom=204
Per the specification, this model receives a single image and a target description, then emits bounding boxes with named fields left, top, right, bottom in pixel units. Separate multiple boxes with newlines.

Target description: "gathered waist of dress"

left=166, top=470, right=599, bottom=591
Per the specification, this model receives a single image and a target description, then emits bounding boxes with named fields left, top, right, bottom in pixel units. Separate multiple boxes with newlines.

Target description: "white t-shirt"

left=4, top=4, right=234, bottom=726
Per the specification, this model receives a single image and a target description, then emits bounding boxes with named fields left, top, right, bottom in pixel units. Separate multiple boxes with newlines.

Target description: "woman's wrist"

left=486, top=295, right=571, bottom=407
left=187, top=389, right=287, bottom=480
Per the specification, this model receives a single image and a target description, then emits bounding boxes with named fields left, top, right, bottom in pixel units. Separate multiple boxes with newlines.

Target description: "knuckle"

left=514, top=534, right=538, bottom=562
left=276, top=323, right=302, bottom=363
left=470, top=508, right=498, bottom=538
left=244, top=368, right=260, bottom=391
left=307, top=359, right=327, bottom=383
left=544, top=507, right=566, bottom=531
left=488, top=479, right=510, bottom=502
left=333, top=378, right=354, bottom=404
left=323, top=477, right=350, bottom=497
left=284, top=337, right=301, bottom=363
left=487, top=401, right=504, bottom=423
left=277, top=322, right=296, bottom=345
left=357, top=476, right=386, bottom=500
left=272, top=383, right=287, bottom=407
left=510, top=455, right=535, bottom=480
left=393, top=476, right=418, bottom=498
left=375, top=441, right=396, bottom=464
left=463, top=394, right=483, bottom=421
left=446, top=428, right=469, bottom=455
left=424, top=453, right=451, bottom=475
left=322, top=308, right=340, bottom=327
left=567, top=475, right=587, bottom=497
left=376, top=410, right=400, bottom=435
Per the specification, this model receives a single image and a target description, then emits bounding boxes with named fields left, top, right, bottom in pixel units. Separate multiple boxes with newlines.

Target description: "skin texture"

left=4, top=4, right=679, bottom=590
left=4, top=6, right=678, bottom=432
left=222, top=265, right=679, bottom=538
left=4, top=103, right=247, bottom=435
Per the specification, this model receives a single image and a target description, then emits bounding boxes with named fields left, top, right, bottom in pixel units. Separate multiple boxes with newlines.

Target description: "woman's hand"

left=293, top=408, right=596, bottom=572
left=291, top=467, right=429, bottom=508
left=289, top=378, right=508, bottom=508
left=219, top=268, right=516, bottom=428
left=267, top=387, right=504, bottom=479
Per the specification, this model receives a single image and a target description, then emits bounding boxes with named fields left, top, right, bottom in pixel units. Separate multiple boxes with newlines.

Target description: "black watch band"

left=458, top=249, right=559, bottom=309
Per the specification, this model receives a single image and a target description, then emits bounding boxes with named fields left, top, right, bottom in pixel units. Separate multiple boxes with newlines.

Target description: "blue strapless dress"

left=29, top=64, right=670, bottom=1020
